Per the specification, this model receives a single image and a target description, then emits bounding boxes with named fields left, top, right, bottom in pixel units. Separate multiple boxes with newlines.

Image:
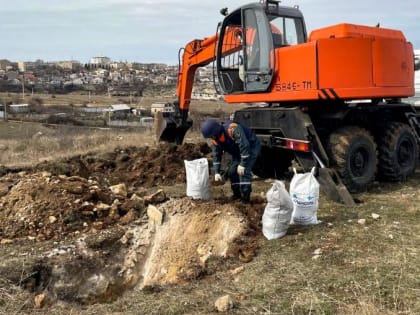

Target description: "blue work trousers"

left=227, top=140, right=261, bottom=199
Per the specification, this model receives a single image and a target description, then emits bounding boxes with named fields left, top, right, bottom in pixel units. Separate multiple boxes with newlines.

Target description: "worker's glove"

left=214, top=173, right=223, bottom=182
left=237, top=165, right=245, bottom=176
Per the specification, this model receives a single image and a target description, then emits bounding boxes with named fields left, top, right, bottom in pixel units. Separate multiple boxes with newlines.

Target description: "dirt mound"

left=0, top=142, right=264, bottom=307
left=0, top=172, right=144, bottom=240
left=35, top=142, right=212, bottom=188
left=0, top=142, right=211, bottom=241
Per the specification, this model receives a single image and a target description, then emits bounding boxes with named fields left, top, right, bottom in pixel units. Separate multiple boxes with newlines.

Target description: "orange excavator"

left=159, top=0, right=419, bottom=204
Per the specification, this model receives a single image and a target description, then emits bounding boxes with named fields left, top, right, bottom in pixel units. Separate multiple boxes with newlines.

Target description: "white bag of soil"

left=184, top=158, right=210, bottom=200
left=290, top=167, right=320, bottom=225
left=262, top=181, right=294, bottom=240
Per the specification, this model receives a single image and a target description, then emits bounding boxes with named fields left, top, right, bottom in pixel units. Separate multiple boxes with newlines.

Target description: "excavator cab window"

left=217, top=5, right=275, bottom=94
left=268, top=16, right=306, bottom=47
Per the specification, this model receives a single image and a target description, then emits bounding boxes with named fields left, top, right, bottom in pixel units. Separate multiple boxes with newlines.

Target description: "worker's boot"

left=229, top=185, right=242, bottom=201
left=240, top=184, right=252, bottom=203
left=241, top=192, right=251, bottom=203
left=229, top=194, right=241, bottom=202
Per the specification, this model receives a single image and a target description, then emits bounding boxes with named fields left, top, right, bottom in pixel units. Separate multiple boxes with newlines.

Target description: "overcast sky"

left=1, top=0, right=419, bottom=64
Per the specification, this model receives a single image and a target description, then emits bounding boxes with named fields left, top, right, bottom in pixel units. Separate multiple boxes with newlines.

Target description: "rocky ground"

left=0, top=142, right=266, bottom=310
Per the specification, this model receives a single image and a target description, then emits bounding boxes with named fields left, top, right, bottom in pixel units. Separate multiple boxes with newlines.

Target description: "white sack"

left=262, top=180, right=294, bottom=240
left=184, top=158, right=210, bottom=200
left=290, top=167, right=320, bottom=225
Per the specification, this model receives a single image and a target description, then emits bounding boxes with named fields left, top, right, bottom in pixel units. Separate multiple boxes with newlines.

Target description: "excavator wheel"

left=377, top=122, right=418, bottom=181
left=328, top=126, right=377, bottom=193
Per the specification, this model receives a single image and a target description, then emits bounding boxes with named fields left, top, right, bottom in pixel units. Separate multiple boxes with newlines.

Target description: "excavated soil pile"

left=0, top=142, right=211, bottom=241
left=0, top=142, right=265, bottom=306
left=34, top=142, right=212, bottom=188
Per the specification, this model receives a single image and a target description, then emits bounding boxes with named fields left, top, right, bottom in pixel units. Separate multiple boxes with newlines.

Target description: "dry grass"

left=0, top=121, right=159, bottom=167
left=0, top=120, right=207, bottom=168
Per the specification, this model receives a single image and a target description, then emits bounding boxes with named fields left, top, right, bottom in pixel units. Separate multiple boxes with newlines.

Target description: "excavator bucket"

left=317, top=168, right=356, bottom=206
left=158, top=120, right=192, bottom=144
left=153, top=104, right=193, bottom=145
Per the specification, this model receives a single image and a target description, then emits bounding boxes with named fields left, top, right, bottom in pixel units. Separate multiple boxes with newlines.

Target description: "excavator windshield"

left=216, top=2, right=306, bottom=95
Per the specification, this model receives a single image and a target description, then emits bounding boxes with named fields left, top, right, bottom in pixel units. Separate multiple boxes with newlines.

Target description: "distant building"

left=151, top=102, right=174, bottom=115
left=0, top=59, right=15, bottom=71
left=9, top=104, right=29, bottom=113
left=109, top=104, right=131, bottom=119
left=18, top=61, right=25, bottom=72
left=140, top=116, right=154, bottom=128
left=56, top=61, right=81, bottom=70
left=90, top=56, right=111, bottom=65
left=110, top=62, right=130, bottom=70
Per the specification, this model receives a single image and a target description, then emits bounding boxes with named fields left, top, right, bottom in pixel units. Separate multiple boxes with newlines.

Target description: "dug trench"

left=0, top=142, right=267, bottom=306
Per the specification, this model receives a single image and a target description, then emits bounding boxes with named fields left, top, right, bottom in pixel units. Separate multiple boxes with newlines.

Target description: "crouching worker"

left=201, top=119, right=261, bottom=202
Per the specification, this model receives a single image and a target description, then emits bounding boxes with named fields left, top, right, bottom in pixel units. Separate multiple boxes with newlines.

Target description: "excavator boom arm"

left=158, top=27, right=241, bottom=144
left=177, top=26, right=242, bottom=111
left=177, top=36, right=218, bottom=112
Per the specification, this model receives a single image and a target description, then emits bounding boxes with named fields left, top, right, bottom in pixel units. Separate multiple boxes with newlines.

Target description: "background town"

left=0, top=56, right=222, bottom=127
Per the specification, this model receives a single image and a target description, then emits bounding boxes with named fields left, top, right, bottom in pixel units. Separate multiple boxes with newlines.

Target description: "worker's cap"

left=201, top=119, right=223, bottom=138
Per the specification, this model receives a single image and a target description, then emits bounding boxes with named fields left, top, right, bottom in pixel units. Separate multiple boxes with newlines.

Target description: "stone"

left=144, top=189, right=167, bottom=204
left=120, top=209, right=137, bottom=225
left=371, top=213, right=380, bottom=220
left=120, top=199, right=143, bottom=213
left=0, top=182, right=9, bottom=197
left=79, top=201, right=94, bottom=212
left=358, top=219, right=366, bottom=225
left=129, top=194, right=145, bottom=209
left=109, top=183, right=127, bottom=197
left=147, top=205, right=164, bottom=225
left=48, top=216, right=57, bottom=224
left=230, top=266, right=245, bottom=275
left=215, top=294, right=234, bottom=312
left=34, top=293, right=46, bottom=309
left=41, top=171, right=52, bottom=178
left=34, top=292, right=53, bottom=309
left=68, top=175, right=87, bottom=182
left=197, top=243, right=213, bottom=265
left=95, top=202, right=111, bottom=211
left=62, top=181, right=85, bottom=194
left=238, top=248, right=254, bottom=263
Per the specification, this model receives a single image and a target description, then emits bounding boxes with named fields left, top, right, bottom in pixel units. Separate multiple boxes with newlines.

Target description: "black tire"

left=377, top=122, right=418, bottom=181
left=328, top=126, right=377, bottom=192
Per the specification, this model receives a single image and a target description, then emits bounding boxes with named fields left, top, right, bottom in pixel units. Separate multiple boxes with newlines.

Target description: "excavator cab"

left=216, top=0, right=307, bottom=95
